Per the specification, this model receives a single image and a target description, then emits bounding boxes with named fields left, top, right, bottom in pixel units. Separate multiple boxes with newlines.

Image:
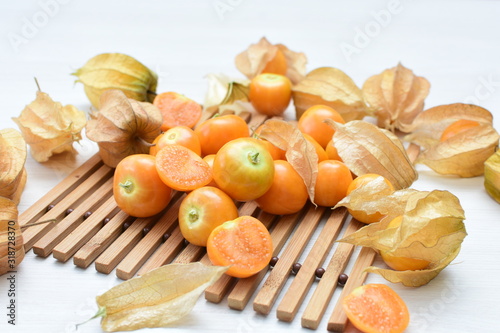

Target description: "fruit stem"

left=264, top=74, right=278, bottom=80
left=136, top=136, right=155, bottom=147
left=34, top=77, right=41, bottom=92
left=20, top=218, right=57, bottom=229
left=119, top=180, right=134, bottom=193
left=248, top=152, right=260, bottom=165
left=188, top=209, right=199, bottom=223
left=76, top=306, right=107, bottom=329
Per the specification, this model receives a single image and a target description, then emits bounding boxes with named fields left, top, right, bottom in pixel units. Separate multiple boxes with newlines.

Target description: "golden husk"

left=327, top=120, right=418, bottom=189
left=94, top=263, right=228, bottom=331
left=235, top=36, right=307, bottom=84
left=0, top=197, right=24, bottom=276
left=362, top=63, right=430, bottom=132
left=0, top=129, right=27, bottom=204
left=259, top=119, right=318, bottom=203
left=485, top=150, right=500, bottom=204
left=85, top=90, right=163, bottom=168
left=292, top=67, right=368, bottom=121
left=73, top=53, right=158, bottom=109
left=203, top=73, right=250, bottom=110
left=404, top=103, right=499, bottom=177
left=12, top=91, right=86, bottom=163
left=338, top=190, right=467, bottom=287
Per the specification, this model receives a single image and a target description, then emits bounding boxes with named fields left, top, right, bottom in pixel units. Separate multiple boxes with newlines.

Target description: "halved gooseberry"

left=153, top=92, right=202, bottom=131
left=206, top=216, right=273, bottom=278
left=342, top=284, right=410, bottom=333
left=155, top=144, right=212, bottom=192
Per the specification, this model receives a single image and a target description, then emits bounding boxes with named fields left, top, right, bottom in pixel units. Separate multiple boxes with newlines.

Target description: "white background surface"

left=1, top=0, right=500, bottom=332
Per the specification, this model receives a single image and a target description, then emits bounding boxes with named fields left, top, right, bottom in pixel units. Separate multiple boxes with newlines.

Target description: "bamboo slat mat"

left=19, top=110, right=385, bottom=332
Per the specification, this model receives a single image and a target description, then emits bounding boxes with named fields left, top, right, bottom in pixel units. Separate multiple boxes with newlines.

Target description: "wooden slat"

left=19, top=153, right=103, bottom=228
left=204, top=274, right=236, bottom=304
left=72, top=210, right=132, bottom=268
left=276, top=208, right=348, bottom=322
left=203, top=201, right=260, bottom=303
left=246, top=111, right=269, bottom=132
left=32, top=177, right=114, bottom=258
left=94, top=216, right=156, bottom=274
left=327, top=247, right=377, bottom=332
left=173, top=244, right=205, bottom=264
left=52, top=195, right=119, bottom=262
left=22, top=164, right=113, bottom=251
left=137, top=226, right=185, bottom=275
left=227, top=210, right=299, bottom=310
left=301, top=218, right=364, bottom=330
left=15, top=109, right=392, bottom=331
left=237, top=110, right=251, bottom=123
left=253, top=205, right=326, bottom=315
left=115, top=197, right=184, bottom=280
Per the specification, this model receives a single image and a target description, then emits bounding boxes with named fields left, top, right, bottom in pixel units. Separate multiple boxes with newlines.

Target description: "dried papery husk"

left=326, top=120, right=417, bottom=190
left=85, top=90, right=163, bottom=168
left=276, top=43, right=308, bottom=84
left=73, top=53, right=158, bottom=108
left=258, top=119, right=318, bottom=203
left=12, top=91, right=86, bottom=163
left=338, top=190, right=467, bottom=287
left=414, top=124, right=498, bottom=177
left=202, top=102, right=255, bottom=119
left=404, top=103, right=499, bottom=177
left=485, top=150, right=500, bottom=204
left=366, top=247, right=461, bottom=287
left=403, top=103, right=494, bottom=147
left=0, top=197, right=24, bottom=276
left=218, top=101, right=255, bottom=115
left=90, top=262, right=228, bottom=331
left=292, top=67, right=368, bottom=121
left=0, top=129, right=27, bottom=204
left=203, top=73, right=250, bottom=110
left=362, top=63, right=430, bottom=132
left=334, top=176, right=419, bottom=223
left=235, top=37, right=307, bottom=84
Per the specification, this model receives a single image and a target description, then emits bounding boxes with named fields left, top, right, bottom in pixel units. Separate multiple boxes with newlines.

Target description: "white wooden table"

left=1, top=1, right=499, bottom=332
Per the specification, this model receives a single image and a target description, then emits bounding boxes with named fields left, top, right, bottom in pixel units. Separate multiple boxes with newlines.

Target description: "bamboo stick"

left=22, top=164, right=113, bottom=251
left=19, top=153, right=103, bottom=229
left=50, top=195, right=118, bottom=262
left=136, top=226, right=186, bottom=276
left=301, top=218, right=364, bottom=330
left=72, top=210, right=132, bottom=268
left=277, top=208, right=348, bottom=322
left=32, top=178, right=114, bottom=258
left=115, top=197, right=184, bottom=280
left=173, top=244, right=205, bottom=264
left=327, top=247, right=377, bottom=332
left=94, top=216, right=156, bottom=275
left=253, top=205, right=326, bottom=315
